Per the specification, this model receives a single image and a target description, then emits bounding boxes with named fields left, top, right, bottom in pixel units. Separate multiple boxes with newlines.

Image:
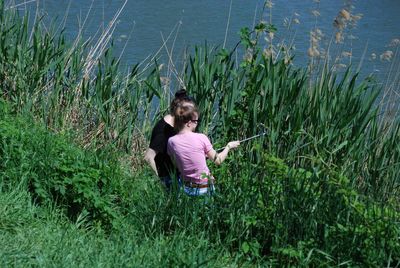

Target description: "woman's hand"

left=144, top=148, right=158, bottom=176
left=227, top=141, right=240, bottom=150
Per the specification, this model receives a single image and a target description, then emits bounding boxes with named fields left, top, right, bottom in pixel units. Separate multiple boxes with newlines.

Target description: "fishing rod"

left=238, top=132, right=267, bottom=143
left=216, top=131, right=267, bottom=152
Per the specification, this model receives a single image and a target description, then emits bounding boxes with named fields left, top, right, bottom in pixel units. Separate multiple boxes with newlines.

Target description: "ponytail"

left=170, top=89, right=195, bottom=114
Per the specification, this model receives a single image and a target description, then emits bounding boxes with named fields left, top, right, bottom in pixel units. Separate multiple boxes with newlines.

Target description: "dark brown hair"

left=174, top=105, right=199, bottom=131
left=170, top=89, right=195, bottom=115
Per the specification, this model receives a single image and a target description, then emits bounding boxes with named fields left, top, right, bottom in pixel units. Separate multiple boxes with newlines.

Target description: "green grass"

left=1, top=100, right=399, bottom=266
left=0, top=189, right=237, bottom=267
left=0, top=101, right=251, bottom=267
left=0, top=0, right=399, bottom=266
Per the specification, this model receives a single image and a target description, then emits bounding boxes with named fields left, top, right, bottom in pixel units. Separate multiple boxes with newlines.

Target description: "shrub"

left=0, top=100, right=122, bottom=227
left=211, top=152, right=400, bottom=266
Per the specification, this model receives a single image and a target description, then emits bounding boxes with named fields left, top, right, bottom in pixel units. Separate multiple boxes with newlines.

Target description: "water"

left=11, top=0, right=400, bottom=87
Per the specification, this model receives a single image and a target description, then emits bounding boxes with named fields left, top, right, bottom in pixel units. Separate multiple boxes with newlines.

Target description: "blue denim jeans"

left=183, top=184, right=215, bottom=196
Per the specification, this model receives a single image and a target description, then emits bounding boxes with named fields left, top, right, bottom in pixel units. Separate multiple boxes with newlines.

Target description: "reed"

left=0, top=1, right=167, bottom=157
left=0, top=0, right=399, bottom=266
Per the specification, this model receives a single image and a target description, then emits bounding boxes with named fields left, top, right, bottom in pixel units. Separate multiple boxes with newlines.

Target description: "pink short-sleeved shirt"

left=167, top=132, right=213, bottom=184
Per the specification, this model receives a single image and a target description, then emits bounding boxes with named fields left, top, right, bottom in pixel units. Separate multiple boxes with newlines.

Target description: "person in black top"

left=144, top=89, right=195, bottom=190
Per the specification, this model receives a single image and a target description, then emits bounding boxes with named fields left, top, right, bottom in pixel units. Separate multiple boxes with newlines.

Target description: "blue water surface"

left=11, top=0, right=400, bottom=89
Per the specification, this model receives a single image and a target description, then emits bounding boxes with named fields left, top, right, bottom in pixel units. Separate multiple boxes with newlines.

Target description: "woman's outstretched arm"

left=206, top=141, right=240, bottom=165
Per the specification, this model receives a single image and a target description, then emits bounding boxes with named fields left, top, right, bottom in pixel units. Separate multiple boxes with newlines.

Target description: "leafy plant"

left=0, top=100, right=123, bottom=227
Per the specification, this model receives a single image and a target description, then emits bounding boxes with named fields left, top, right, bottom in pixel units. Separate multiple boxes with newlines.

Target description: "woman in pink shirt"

left=167, top=105, right=240, bottom=196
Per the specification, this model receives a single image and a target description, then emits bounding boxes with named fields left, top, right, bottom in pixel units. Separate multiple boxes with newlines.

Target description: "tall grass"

left=0, top=186, right=237, bottom=267
left=0, top=0, right=163, bottom=154
left=178, top=29, right=399, bottom=202
left=0, top=0, right=399, bottom=266
left=1, top=103, right=398, bottom=266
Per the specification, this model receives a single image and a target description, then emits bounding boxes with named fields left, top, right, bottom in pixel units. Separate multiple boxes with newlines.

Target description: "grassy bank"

left=1, top=98, right=399, bottom=266
left=0, top=1, right=399, bottom=266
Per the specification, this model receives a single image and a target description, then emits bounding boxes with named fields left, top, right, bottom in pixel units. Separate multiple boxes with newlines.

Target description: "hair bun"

left=174, top=88, right=188, bottom=99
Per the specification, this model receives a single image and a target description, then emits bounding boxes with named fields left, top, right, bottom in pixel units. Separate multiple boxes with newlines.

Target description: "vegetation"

left=0, top=1, right=399, bottom=266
